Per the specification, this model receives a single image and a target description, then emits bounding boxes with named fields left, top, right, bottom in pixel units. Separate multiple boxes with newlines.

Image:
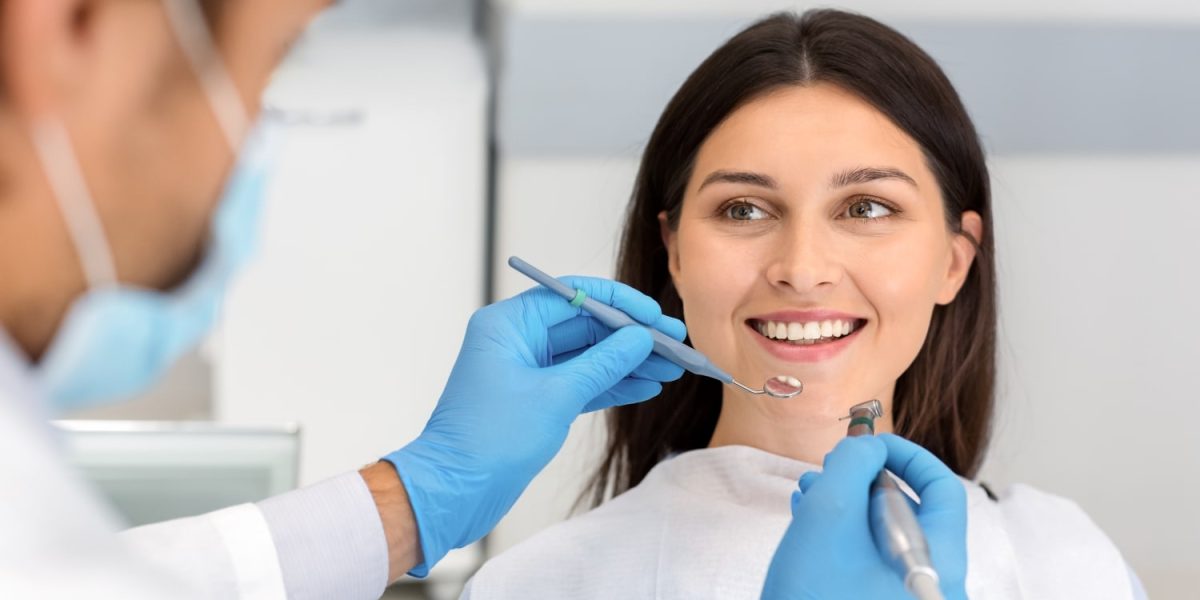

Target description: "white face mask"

left=32, top=0, right=279, bottom=410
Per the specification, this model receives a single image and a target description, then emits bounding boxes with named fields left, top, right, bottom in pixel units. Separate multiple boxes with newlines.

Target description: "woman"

left=464, top=10, right=1142, bottom=599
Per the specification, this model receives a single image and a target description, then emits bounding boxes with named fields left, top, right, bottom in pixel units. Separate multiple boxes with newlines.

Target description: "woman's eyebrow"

left=830, top=166, right=918, bottom=189
left=697, top=170, right=778, bottom=191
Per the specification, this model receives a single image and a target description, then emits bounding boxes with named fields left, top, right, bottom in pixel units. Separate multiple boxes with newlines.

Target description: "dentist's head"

left=0, top=0, right=329, bottom=407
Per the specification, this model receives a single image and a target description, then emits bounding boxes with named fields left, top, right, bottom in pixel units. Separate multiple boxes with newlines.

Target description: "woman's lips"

left=745, top=318, right=866, bottom=363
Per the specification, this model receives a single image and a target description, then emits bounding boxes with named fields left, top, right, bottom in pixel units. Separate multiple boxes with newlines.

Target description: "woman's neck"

left=708, top=387, right=895, bottom=466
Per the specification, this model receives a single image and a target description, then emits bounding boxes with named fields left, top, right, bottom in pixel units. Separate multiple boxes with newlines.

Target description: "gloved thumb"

left=549, top=325, right=654, bottom=411
left=798, top=471, right=821, bottom=495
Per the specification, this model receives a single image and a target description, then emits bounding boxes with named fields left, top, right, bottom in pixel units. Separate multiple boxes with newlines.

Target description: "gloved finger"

left=548, top=326, right=654, bottom=411
left=803, top=436, right=887, bottom=510
left=630, top=354, right=685, bottom=382
left=878, top=434, right=966, bottom=514
left=878, top=435, right=969, bottom=588
left=547, top=315, right=611, bottom=357
left=553, top=346, right=683, bottom=383
left=547, top=317, right=683, bottom=380
left=559, top=276, right=687, bottom=341
left=798, top=471, right=821, bottom=495
left=517, top=281, right=686, bottom=346
left=785, top=438, right=884, bottom=545
left=581, top=378, right=663, bottom=413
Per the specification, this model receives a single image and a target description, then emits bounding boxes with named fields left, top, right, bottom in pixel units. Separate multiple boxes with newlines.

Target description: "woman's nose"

left=764, top=222, right=843, bottom=294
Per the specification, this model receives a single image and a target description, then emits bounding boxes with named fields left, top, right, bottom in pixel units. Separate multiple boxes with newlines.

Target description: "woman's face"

left=662, top=83, right=981, bottom=424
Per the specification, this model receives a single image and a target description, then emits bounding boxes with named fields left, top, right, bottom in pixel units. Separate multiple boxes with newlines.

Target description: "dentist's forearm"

left=359, top=461, right=422, bottom=582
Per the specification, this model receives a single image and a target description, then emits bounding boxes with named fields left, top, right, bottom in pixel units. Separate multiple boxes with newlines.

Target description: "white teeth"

left=803, top=322, right=821, bottom=340
left=756, top=318, right=860, bottom=343
left=787, top=322, right=803, bottom=341
left=775, top=375, right=803, bottom=388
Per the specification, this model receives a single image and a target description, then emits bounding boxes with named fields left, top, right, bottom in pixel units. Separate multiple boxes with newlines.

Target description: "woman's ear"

left=658, top=210, right=681, bottom=282
left=935, top=210, right=983, bottom=305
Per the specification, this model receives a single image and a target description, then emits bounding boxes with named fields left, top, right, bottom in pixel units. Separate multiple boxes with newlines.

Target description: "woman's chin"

left=752, top=382, right=877, bottom=420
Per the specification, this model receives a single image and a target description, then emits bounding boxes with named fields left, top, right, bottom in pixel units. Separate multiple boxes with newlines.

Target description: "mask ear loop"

left=30, top=119, right=119, bottom=289
left=161, top=0, right=249, bottom=151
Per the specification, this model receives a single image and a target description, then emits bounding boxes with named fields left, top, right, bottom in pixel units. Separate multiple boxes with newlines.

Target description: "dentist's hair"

left=589, top=9, right=996, bottom=505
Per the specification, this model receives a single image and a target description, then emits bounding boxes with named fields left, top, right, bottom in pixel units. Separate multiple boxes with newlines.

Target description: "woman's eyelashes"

left=842, top=197, right=900, bottom=221
left=713, top=196, right=902, bottom=225
left=718, top=198, right=775, bottom=222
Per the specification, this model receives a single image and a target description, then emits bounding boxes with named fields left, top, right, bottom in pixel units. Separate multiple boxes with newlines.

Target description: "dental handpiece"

left=507, top=256, right=802, bottom=399
left=846, top=400, right=943, bottom=600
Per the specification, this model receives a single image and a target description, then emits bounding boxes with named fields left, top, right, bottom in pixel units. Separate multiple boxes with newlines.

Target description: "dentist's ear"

left=936, top=210, right=983, bottom=305
left=0, top=0, right=102, bottom=117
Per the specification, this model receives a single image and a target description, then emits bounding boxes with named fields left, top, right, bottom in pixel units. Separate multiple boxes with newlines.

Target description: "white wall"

left=212, top=3, right=489, bottom=587
left=985, top=155, right=1200, bottom=595
left=215, top=26, right=487, bottom=486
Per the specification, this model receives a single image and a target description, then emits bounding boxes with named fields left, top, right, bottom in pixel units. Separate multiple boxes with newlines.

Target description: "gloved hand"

left=761, top=434, right=968, bottom=600
left=385, top=277, right=686, bottom=576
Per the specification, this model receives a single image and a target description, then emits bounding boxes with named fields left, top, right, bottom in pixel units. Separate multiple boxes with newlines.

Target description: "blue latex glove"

left=761, top=434, right=968, bottom=600
left=385, top=276, right=686, bottom=576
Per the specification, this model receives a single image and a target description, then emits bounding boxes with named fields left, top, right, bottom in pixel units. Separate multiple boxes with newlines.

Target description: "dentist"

left=0, top=0, right=685, bottom=596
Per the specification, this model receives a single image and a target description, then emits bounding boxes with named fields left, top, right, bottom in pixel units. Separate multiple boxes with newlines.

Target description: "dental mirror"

left=730, top=375, right=804, bottom=399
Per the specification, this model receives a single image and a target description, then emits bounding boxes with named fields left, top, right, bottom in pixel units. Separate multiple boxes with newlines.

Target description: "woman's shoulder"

left=964, top=480, right=1137, bottom=599
left=979, top=481, right=1120, bottom=550
left=462, top=483, right=670, bottom=600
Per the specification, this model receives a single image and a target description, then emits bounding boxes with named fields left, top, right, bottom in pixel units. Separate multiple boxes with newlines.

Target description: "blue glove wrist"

left=383, top=440, right=480, bottom=577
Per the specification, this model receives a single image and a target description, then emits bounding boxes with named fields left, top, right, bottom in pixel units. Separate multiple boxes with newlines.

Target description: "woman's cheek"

left=675, top=231, right=748, bottom=365
left=858, top=240, right=943, bottom=369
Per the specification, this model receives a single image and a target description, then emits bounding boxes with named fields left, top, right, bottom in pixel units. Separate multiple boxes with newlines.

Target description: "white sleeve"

left=256, top=471, right=389, bottom=600
left=121, top=502, right=286, bottom=599
left=120, top=471, right=388, bottom=600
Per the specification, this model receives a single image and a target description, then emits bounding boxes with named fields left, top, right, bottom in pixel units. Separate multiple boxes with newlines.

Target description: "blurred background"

left=60, top=0, right=1199, bottom=597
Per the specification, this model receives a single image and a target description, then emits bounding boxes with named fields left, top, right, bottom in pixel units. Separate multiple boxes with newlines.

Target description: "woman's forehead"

left=689, top=84, right=934, bottom=193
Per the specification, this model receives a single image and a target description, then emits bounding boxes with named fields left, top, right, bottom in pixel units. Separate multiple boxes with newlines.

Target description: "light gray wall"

left=497, top=17, right=1200, bottom=156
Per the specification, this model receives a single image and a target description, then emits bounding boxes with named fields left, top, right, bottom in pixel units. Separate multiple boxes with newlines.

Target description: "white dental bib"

left=464, top=445, right=1136, bottom=599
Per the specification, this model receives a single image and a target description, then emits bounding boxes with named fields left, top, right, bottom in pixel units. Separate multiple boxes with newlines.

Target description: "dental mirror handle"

left=507, top=256, right=735, bottom=384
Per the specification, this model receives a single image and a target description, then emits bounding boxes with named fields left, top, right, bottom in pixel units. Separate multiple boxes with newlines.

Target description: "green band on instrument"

left=849, top=416, right=875, bottom=433
left=569, top=289, right=587, bottom=308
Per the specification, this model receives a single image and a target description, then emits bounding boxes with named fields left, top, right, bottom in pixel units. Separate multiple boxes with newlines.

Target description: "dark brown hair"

left=588, top=9, right=996, bottom=506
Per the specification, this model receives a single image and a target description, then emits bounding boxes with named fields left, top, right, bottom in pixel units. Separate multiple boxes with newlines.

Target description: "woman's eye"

left=725, top=202, right=769, bottom=221
left=847, top=199, right=894, bottom=219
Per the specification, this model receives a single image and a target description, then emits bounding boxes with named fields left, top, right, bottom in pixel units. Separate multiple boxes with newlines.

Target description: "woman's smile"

left=744, top=311, right=868, bottom=363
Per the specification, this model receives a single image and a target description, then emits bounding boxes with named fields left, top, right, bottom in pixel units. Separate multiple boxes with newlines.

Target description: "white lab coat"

left=0, top=329, right=389, bottom=599
left=463, top=444, right=1147, bottom=600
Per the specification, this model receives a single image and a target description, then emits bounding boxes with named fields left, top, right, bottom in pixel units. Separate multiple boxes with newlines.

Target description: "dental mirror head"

left=731, top=375, right=804, bottom=399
